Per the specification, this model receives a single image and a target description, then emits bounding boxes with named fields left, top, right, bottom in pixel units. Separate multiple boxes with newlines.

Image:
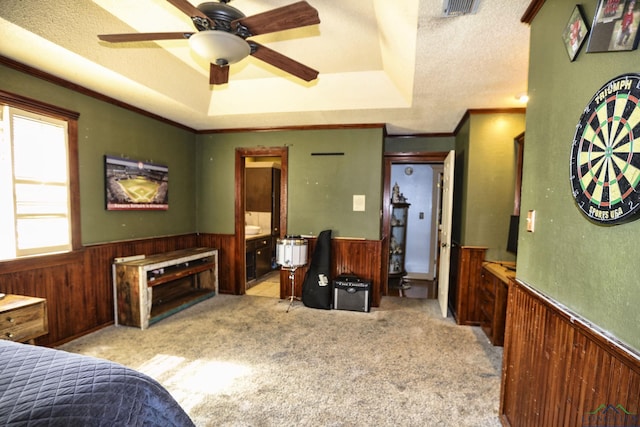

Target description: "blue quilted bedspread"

left=0, top=340, right=194, bottom=426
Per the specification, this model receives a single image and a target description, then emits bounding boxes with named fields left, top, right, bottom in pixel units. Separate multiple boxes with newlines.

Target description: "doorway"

left=235, top=147, right=288, bottom=296
left=389, top=163, right=442, bottom=279
left=382, top=152, right=449, bottom=297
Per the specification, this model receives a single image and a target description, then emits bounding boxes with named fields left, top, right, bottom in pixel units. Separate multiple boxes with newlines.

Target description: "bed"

left=0, top=340, right=194, bottom=426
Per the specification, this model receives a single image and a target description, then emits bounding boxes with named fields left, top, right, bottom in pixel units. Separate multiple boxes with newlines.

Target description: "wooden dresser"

left=479, top=262, right=515, bottom=346
left=0, top=294, right=48, bottom=343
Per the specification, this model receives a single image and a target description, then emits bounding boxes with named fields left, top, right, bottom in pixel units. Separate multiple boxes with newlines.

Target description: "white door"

left=437, top=150, right=455, bottom=317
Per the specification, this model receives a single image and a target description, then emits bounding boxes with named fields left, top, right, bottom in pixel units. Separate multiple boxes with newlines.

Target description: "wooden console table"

left=113, top=248, right=218, bottom=329
left=0, top=294, right=48, bottom=343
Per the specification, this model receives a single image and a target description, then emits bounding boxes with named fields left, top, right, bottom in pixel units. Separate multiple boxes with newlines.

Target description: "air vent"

left=443, top=0, right=480, bottom=16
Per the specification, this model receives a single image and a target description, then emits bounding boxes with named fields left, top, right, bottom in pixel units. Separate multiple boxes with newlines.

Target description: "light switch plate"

left=527, top=210, right=536, bottom=232
left=353, top=195, right=365, bottom=211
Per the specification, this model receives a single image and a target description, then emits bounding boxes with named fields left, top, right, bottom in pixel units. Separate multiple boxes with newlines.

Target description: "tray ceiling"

left=0, top=0, right=531, bottom=134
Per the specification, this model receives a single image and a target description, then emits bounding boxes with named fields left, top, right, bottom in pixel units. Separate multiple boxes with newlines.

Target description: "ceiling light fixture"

left=188, top=31, right=250, bottom=66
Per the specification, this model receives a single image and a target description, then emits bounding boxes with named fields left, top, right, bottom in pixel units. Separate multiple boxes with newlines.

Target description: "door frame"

left=235, top=146, right=288, bottom=295
left=382, top=151, right=449, bottom=295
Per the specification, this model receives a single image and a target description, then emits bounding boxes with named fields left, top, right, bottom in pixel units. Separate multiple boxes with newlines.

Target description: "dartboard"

left=570, top=73, right=640, bottom=225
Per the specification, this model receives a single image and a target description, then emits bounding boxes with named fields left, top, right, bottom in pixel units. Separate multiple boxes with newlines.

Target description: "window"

left=0, top=91, right=80, bottom=261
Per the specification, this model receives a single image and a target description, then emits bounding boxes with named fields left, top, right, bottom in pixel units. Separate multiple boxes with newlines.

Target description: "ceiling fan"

left=98, top=0, right=320, bottom=85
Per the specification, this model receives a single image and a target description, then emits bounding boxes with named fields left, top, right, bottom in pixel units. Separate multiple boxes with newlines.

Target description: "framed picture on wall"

left=104, top=155, right=169, bottom=211
left=562, top=5, right=589, bottom=61
left=587, top=0, right=640, bottom=52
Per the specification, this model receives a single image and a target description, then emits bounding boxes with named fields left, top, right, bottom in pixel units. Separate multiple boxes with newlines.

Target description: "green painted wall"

left=0, top=65, right=197, bottom=244
left=465, top=114, right=525, bottom=261
left=384, top=135, right=455, bottom=152
left=454, top=119, right=471, bottom=245
left=521, top=1, right=640, bottom=351
left=452, top=113, right=525, bottom=261
left=196, top=128, right=384, bottom=239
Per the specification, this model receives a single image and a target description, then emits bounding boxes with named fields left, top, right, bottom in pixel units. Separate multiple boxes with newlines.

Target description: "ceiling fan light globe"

left=188, top=31, right=250, bottom=65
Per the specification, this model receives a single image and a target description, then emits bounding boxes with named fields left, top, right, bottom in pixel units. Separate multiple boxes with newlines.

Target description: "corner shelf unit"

left=113, top=247, right=218, bottom=329
left=388, top=202, right=410, bottom=285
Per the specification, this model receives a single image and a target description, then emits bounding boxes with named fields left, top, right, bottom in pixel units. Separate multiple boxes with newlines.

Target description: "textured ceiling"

left=0, top=0, right=531, bottom=135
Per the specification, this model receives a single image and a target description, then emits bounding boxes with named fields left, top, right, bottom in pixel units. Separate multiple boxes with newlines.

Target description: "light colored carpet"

left=59, top=294, right=503, bottom=427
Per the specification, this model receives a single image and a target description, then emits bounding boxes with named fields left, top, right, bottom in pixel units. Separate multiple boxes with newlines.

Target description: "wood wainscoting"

left=196, top=233, right=236, bottom=294
left=501, top=280, right=640, bottom=426
left=280, top=237, right=383, bottom=307
left=0, top=233, right=235, bottom=346
left=449, top=245, right=488, bottom=325
left=0, top=233, right=383, bottom=346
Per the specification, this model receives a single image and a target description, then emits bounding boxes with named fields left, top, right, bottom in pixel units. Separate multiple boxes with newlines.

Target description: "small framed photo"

left=587, top=0, right=640, bottom=52
left=562, top=5, right=589, bottom=61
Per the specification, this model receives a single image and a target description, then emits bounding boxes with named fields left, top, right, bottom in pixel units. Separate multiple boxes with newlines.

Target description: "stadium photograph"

left=104, top=155, right=169, bottom=210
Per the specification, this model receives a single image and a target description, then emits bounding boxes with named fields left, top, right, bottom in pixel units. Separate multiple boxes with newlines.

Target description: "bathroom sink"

left=245, top=225, right=261, bottom=235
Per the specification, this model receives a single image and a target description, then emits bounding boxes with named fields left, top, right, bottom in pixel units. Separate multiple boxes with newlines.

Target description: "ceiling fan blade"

left=210, top=64, right=230, bottom=85
left=166, top=0, right=211, bottom=21
left=250, top=42, right=318, bottom=82
left=232, top=1, right=320, bottom=36
left=98, top=32, right=192, bottom=42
